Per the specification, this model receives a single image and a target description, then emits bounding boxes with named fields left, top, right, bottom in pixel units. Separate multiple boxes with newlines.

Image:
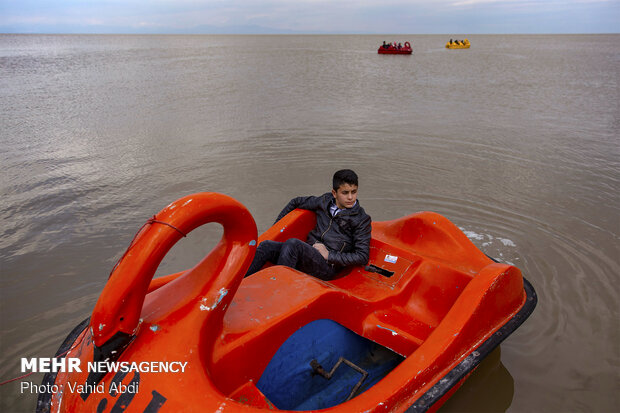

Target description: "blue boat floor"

left=257, top=319, right=404, bottom=411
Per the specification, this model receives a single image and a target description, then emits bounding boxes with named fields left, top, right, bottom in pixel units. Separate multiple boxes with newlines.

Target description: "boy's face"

left=332, top=183, right=358, bottom=209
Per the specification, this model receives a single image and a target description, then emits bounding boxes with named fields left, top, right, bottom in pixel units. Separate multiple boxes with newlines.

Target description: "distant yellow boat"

left=446, top=39, right=470, bottom=49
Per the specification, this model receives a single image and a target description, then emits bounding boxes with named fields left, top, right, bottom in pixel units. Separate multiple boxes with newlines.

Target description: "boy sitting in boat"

left=245, top=169, right=372, bottom=280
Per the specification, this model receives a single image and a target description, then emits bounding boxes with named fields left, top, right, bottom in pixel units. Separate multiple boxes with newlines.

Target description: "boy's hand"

left=313, top=243, right=329, bottom=260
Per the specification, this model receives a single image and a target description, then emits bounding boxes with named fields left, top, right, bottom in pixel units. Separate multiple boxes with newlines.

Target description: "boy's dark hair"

left=332, top=169, right=358, bottom=190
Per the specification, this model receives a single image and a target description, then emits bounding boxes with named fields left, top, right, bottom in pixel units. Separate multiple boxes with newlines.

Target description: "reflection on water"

left=440, top=348, right=514, bottom=413
left=1, top=34, right=619, bottom=412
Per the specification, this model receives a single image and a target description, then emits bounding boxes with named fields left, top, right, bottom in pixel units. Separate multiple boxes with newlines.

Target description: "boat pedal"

left=310, top=357, right=369, bottom=401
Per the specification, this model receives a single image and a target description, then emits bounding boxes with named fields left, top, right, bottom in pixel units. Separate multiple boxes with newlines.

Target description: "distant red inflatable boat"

left=378, top=41, right=412, bottom=54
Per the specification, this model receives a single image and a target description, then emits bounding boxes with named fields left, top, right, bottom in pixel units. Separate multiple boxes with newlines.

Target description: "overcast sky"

left=1, top=0, right=618, bottom=34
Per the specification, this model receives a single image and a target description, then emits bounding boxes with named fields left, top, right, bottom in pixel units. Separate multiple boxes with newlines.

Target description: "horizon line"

left=2, top=32, right=619, bottom=36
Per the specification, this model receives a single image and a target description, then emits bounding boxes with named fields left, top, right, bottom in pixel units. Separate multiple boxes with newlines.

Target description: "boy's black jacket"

left=275, top=193, right=372, bottom=269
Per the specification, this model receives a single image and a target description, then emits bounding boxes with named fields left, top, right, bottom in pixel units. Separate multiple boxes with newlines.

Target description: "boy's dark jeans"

left=244, top=238, right=337, bottom=280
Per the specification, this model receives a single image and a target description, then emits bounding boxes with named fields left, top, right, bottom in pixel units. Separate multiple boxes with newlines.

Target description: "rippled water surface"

left=1, top=34, right=619, bottom=412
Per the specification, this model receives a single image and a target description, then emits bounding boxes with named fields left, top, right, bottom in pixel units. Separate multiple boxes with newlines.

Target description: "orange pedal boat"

left=38, top=192, right=536, bottom=412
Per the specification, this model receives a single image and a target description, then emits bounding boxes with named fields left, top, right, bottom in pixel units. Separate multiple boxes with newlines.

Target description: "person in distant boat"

left=450, top=39, right=453, bottom=44
left=398, top=43, right=402, bottom=49
left=382, top=41, right=389, bottom=49
left=244, top=169, right=372, bottom=281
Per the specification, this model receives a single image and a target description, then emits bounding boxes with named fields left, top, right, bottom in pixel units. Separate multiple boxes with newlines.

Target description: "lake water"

left=1, top=34, right=618, bottom=412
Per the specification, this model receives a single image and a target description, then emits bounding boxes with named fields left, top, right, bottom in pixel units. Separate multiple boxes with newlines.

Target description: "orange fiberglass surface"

left=38, top=192, right=536, bottom=413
